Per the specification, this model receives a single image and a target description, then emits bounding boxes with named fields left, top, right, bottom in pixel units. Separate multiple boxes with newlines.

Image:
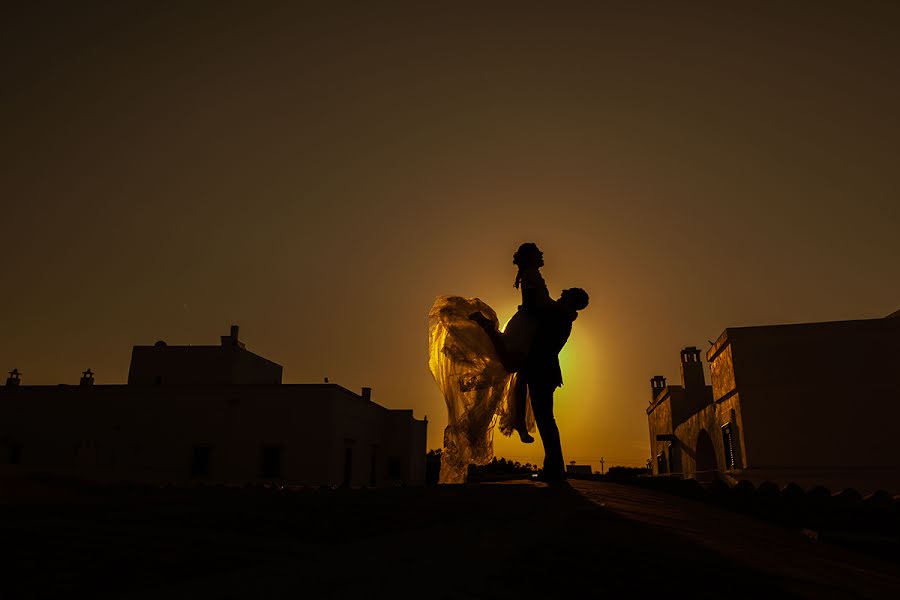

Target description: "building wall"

left=230, top=347, right=283, bottom=384
left=329, top=389, right=388, bottom=487
left=647, top=393, right=673, bottom=475
left=650, top=315, right=900, bottom=491
left=737, top=383, right=898, bottom=468
left=709, top=342, right=736, bottom=403
left=647, top=348, right=718, bottom=476
left=410, top=418, right=427, bottom=484
left=670, top=394, right=745, bottom=476
left=672, top=385, right=713, bottom=431
left=0, top=384, right=425, bottom=487
left=383, top=410, right=427, bottom=485
left=707, top=339, right=750, bottom=469
left=127, top=344, right=282, bottom=385
left=712, top=318, right=900, bottom=469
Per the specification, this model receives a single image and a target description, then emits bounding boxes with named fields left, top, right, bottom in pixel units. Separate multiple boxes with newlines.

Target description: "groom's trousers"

left=526, top=376, right=565, bottom=478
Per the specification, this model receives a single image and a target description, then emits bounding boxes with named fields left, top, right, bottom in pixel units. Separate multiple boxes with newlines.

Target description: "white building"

left=1, top=326, right=427, bottom=487
left=648, top=311, right=900, bottom=493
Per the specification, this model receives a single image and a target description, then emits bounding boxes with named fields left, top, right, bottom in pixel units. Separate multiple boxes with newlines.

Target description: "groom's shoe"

left=516, top=428, right=535, bottom=444
left=535, top=471, right=568, bottom=485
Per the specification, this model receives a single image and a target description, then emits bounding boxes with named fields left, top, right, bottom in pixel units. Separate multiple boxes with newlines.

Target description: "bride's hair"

left=513, top=242, right=543, bottom=289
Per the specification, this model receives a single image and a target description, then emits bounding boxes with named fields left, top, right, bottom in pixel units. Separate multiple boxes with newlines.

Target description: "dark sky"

left=3, top=1, right=899, bottom=467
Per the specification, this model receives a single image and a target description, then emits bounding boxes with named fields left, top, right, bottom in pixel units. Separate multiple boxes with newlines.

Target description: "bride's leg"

left=513, top=375, right=534, bottom=443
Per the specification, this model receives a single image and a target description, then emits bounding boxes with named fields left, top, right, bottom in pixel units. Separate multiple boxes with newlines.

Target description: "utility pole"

left=599, top=457, right=605, bottom=474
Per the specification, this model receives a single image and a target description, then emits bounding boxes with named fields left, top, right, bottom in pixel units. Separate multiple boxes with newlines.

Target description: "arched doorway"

left=694, top=429, right=717, bottom=482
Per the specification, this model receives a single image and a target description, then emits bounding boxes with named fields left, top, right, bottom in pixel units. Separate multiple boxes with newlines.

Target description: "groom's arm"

left=468, top=312, right=505, bottom=352
left=468, top=312, right=515, bottom=371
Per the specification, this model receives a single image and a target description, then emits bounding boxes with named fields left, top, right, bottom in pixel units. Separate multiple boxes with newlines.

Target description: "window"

left=722, top=423, right=736, bottom=469
left=190, top=446, right=210, bottom=478
left=261, top=446, right=282, bottom=479
left=343, top=447, right=353, bottom=487
left=7, top=444, right=22, bottom=465
left=387, top=456, right=402, bottom=480
left=369, top=445, right=377, bottom=487
left=656, top=451, right=668, bottom=474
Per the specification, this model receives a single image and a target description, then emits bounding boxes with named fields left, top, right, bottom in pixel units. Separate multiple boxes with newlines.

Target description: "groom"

left=471, top=287, right=589, bottom=482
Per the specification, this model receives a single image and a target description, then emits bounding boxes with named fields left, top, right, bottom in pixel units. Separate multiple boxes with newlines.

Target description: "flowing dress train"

left=428, top=296, right=535, bottom=483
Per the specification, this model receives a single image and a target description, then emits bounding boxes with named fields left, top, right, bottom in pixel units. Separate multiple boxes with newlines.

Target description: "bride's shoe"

left=517, top=428, right=535, bottom=444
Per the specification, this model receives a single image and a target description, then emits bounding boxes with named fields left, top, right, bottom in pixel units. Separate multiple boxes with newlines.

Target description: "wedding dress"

left=428, top=296, right=535, bottom=483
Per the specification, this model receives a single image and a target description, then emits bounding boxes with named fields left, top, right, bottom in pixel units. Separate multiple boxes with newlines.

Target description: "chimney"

left=650, top=375, right=666, bottom=402
left=361, top=387, right=372, bottom=401
left=6, top=369, right=21, bottom=387
left=680, top=346, right=705, bottom=391
left=221, top=324, right=246, bottom=349
left=80, top=368, right=95, bottom=387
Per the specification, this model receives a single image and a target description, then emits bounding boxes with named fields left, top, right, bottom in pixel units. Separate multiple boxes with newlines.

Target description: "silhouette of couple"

left=428, top=243, right=588, bottom=484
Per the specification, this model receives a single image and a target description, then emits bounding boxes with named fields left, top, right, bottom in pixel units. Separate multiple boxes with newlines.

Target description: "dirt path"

left=3, top=475, right=898, bottom=598
left=570, top=479, right=900, bottom=599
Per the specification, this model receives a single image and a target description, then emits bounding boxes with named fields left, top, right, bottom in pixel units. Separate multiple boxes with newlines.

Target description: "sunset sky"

left=3, top=2, right=899, bottom=469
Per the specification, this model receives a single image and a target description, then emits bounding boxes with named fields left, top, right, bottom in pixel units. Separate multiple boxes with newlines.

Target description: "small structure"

left=647, top=310, right=900, bottom=492
left=127, top=325, right=282, bottom=385
left=1, top=326, right=427, bottom=487
left=647, top=347, right=715, bottom=479
left=565, top=464, right=593, bottom=476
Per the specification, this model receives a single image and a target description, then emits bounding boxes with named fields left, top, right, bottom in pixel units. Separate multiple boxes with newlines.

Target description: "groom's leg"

left=529, top=380, right=564, bottom=479
left=513, top=375, right=528, bottom=432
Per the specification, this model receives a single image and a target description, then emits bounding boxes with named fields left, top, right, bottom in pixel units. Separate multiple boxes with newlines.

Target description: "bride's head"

left=513, top=242, right=544, bottom=269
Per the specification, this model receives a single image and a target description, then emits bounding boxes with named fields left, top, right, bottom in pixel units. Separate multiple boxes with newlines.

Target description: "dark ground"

left=1, top=471, right=898, bottom=599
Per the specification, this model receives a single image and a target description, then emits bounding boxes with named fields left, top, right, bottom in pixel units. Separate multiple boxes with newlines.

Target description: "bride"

left=428, top=242, right=549, bottom=483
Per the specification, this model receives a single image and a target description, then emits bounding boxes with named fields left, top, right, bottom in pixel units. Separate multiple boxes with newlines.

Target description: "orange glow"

left=4, top=3, right=899, bottom=475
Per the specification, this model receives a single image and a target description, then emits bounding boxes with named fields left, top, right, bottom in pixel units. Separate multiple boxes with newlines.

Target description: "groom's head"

left=559, top=288, right=589, bottom=311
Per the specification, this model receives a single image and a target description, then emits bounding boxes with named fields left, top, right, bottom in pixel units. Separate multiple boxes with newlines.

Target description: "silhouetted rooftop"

left=708, top=314, right=900, bottom=362
left=127, top=325, right=283, bottom=385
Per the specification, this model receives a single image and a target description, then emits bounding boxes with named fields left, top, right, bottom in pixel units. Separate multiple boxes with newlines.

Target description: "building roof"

left=646, top=384, right=683, bottom=415
left=127, top=326, right=283, bottom=385
left=707, top=313, right=900, bottom=362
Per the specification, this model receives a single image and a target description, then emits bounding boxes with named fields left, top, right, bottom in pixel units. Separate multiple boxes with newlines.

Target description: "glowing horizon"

left=3, top=2, right=900, bottom=473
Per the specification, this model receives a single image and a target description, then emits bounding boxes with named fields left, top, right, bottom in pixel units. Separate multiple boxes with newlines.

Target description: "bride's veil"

left=428, top=296, right=533, bottom=483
